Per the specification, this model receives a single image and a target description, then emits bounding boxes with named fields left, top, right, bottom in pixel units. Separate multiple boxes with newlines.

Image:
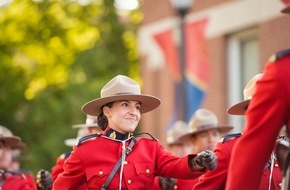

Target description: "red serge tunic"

left=51, top=152, right=69, bottom=181
left=53, top=135, right=204, bottom=190
left=51, top=151, right=87, bottom=190
left=226, top=49, right=290, bottom=190
left=193, top=134, right=282, bottom=190
left=1, top=172, right=37, bottom=190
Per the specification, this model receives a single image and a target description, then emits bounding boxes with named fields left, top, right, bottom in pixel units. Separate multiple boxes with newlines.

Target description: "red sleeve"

left=154, top=140, right=205, bottom=179
left=53, top=147, right=86, bottom=189
left=152, top=177, right=163, bottom=190
left=226, top=56, right=290, bottom=190
left=51, top=154, right=66, bottom=181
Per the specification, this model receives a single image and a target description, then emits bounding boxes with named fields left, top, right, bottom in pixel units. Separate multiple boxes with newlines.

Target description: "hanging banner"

left=184, top=18, right=209, bottom=122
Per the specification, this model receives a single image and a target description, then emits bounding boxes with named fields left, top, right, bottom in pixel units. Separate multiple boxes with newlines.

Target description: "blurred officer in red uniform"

left=36, top=115, right=102, bottom=190
left=51, top=115, right=102, bottom=182
left=193, top=74, right=283, bottom=190
left=0, top=125, right=37, bottom=190
left=226, top=3, right=290, bottom=190
left=152, top=120, right=197, bottom=190
left=53, top=75, right=218, bottom=190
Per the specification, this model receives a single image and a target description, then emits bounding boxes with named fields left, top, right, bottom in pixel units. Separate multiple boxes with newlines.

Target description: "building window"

left=227, top=28, right=260, bottom=132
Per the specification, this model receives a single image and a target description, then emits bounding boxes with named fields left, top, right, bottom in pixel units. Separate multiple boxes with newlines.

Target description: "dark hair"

left=97, top=102, right=114, bottom=130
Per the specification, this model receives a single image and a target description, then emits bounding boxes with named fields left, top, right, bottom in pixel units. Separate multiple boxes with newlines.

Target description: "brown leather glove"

left=36, top=169, right=52, bottom=190
left=192, top=150, right=217, bottom=171
left=159, top=176, right=176, bottom=190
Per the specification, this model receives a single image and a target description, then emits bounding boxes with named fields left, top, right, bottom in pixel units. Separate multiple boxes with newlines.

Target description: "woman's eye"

left=121, top=102, right=129, bottom=107
left=136, top=105, right=141, bottom=110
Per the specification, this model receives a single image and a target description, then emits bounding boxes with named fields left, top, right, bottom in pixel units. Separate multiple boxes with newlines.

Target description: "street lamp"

left=170, top=0, right=194, bottom=121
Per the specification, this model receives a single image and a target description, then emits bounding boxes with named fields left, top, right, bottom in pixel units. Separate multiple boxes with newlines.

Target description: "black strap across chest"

left=101, top=138, right=136, bottom=190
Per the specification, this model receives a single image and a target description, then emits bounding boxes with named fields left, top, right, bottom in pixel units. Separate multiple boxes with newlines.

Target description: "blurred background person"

left=36, top=115, right=102, bottom=190
left=0, top=125, right=37, bottom=190
left=176, top=108, right=233, bottom=188
left=51, top=115, right=102, bottom=182
left=182, top=108, right=233, bottom=187
left=153, top=120, right=197, bottom=190
left=179, top=108, right=233, bottom=154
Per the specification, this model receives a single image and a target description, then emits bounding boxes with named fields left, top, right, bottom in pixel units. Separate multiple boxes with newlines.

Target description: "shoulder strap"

left=101, top=138, right=136, bottom=190
left=133, top=132, right=157, bottom=141
left=268, top=49, right=290, bottom=63
left=77, top=133, right=101, bottom=146
left=220, top=133, right=242, bottom=143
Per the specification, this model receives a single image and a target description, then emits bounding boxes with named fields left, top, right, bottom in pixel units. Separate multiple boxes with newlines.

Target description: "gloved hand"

left=36, top=169, right=52, bottom=190
left=192, top=150, right=217, bottom=171
left=159, top=177, right=176, bottom=190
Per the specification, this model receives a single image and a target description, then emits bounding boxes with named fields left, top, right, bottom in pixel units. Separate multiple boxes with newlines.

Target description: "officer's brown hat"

left=281, top=0, right=290, bottom=13
left=179, top=108, right=233, bottom=141
left=66, top=115, right=102, bottom=146
left=0, top=125, right=22, bottom=149
left=166, top=120, right=189, bottom=145
left=82, top=75, right=161, bottom=116
left=72, top=115, right=100, bottom=128
left=227, top=73, right=263, bottom=115
left=65, top=128, right=92, bottom=146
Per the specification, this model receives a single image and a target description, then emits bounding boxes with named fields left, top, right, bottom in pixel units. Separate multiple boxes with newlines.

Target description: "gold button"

left=275, top=163, right=279, bottom=167
left=123, top=161, right=128, bottom=165
left=128, top=179, right=132, bottom=184
left=99, top=171, right=104, bottom=176
left=146, top=169, right=150, bottom=174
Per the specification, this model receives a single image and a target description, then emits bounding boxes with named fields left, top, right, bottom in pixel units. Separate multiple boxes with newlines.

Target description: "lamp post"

left=170, top=0, right=194, bottom=121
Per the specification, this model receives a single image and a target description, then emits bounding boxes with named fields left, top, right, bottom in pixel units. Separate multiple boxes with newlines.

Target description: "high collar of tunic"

left=104, top=128, right=132, bottom=141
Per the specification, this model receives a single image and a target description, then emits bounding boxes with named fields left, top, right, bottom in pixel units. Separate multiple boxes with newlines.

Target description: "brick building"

left=137, top=0, right=290, bottom=145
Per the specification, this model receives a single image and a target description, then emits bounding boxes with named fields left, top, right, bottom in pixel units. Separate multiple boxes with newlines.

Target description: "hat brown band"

left=115, top=92, right=137, bottom=95
left=196, top=124, right=216, bottom=131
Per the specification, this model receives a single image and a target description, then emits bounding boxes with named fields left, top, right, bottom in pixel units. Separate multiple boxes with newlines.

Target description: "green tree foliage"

left=0, top=0, right=140, bottom=173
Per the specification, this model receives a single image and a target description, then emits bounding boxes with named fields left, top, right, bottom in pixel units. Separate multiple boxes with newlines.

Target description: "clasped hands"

left=191, top=150, right=217, bottom=171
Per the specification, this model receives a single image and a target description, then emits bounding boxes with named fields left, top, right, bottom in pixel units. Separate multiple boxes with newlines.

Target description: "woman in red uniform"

left=53, top=75, right=217, bottom=190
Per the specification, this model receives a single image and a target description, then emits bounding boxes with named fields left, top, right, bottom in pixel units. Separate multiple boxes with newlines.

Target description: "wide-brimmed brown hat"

left=281, top=0, right=290, bottom=13
left=73, top=115, right=99, bottom=128
left=82, top=75, right=161, bottom=116
left=0, top=125, right=21, bottom=148
left=179, top=108, right=233, bottom=141
left=227, top=73, right=263, bottom=115
left=166, top=120, right=189, bottom=145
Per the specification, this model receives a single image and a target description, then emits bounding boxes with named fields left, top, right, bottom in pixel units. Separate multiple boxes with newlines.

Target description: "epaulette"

left=64, top=150, right=72, bottom=158
left=77, top=133, right=101, bottom=146
left=268, top=49, right=290, bottom=63
left=220, top=133, right=242, bottom=143
left=133, top=132, right=157, bottom=141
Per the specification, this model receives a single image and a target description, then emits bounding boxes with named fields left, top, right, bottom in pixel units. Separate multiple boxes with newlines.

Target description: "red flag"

left=185, top=18, right=209, bottom=91
left=153, top=30, right=180, bottom=81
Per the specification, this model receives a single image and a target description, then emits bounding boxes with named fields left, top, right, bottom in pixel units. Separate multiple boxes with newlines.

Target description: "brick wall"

left=138, top=0, right=290, bottom=145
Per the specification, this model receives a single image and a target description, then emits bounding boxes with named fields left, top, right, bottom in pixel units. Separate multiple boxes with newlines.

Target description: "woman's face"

left=104, top=100, right=141, bottom=134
